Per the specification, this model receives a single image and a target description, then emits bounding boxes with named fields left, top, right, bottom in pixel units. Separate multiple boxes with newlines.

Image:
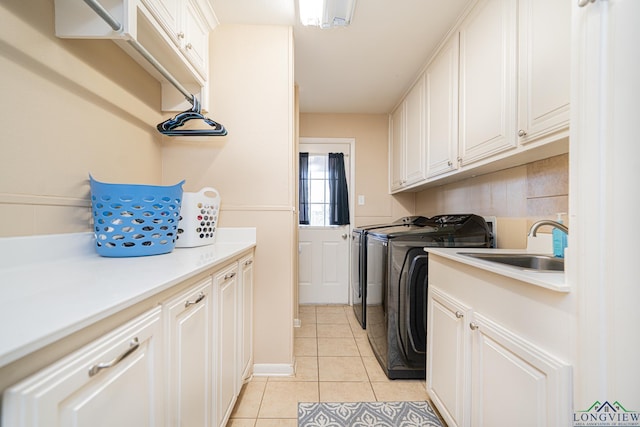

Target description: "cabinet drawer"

left=2, top=308, right=164, bottom=427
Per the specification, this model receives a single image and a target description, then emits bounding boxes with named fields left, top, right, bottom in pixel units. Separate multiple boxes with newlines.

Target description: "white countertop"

left=425, top=247, right=569, bottom=293
left=0, top=228, right=256, bottom=368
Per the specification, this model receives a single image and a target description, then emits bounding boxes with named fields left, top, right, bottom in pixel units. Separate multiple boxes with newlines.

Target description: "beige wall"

left=162, top=25, right=296, bottom=367
left=299, top=113, right=414, bottom=227
left=0, top=0, right=163, bottom=237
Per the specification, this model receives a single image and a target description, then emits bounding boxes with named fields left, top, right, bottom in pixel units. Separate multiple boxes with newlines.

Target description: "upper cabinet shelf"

left=54, top=0, right=218, bottom=112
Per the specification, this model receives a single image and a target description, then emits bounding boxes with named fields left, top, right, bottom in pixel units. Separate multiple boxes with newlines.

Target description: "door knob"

left=341, top=233, right=348, bottom=240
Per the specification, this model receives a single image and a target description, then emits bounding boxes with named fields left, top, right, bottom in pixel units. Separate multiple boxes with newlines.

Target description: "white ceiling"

left=209, top=0, right=473, bottom=114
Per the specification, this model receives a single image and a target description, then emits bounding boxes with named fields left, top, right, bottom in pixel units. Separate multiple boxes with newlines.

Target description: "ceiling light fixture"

left=298, top=0, right=357, bottom=29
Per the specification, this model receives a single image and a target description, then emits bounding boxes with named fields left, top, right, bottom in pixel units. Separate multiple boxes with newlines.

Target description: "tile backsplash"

left=415, top=154, right=569, bottom=248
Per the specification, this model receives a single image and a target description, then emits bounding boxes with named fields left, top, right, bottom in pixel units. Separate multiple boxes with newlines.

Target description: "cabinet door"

left=183, top=0, right=209, bottom=78
left=214, top=264, right=239, bottom=427
left=404, top=77, right=426, bottom=185
left=426, top=287, right=471, bottom=427
left=164, top=277, right=213, bottom=427
left=2, top=308, right=163, bottom=427
left=239, top=254, right=255, bottom=383
left=517, top=0, right=570, bottom=144
left=389, top=105, right=405, bottom=191
left=141, top=0, right=183, bottom=46
left=425, top=34, right=460, bottom=178
left=458, top=0, right=517, bottom=166
left=470, top=312, right=572, bottom=427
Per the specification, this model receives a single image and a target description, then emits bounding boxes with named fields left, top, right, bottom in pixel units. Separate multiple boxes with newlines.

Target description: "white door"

left=298, top=139, right=353, bottom=304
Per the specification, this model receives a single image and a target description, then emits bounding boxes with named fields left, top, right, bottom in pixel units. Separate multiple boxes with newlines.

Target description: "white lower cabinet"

left=239, top=254, right=255, bottom=383
left=2, top=250, right=255, bottom=427
left=469, top=312, right=571, bottom=427
left=427, top=286, right=572, bottom=427
left=163, top=277, right=213, bottom=427
left=426, top=287, right=470, bottom=427
left=214, top=263, right=240, bottom=427
left=2, top=307, right=164, bottom=427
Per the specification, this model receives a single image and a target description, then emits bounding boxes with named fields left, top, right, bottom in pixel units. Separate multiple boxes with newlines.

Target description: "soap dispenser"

left=552, top=213, right=568, bottom=258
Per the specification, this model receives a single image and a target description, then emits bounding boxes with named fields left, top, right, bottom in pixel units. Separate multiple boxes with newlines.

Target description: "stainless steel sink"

left=458, top=252, right=564, bottom=271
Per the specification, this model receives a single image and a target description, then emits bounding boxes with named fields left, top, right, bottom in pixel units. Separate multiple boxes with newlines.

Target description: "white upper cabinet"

left=390, top=77, right=426, bottom=192
left=182, top=0, right=209, bottom=77
left=54, top=0, right=217, bottom=111
left=404, top=76, right=426, bottom=185
left=141, top=0, right=182, bottom=46
left=458, top=0, right=518, bottom=166
left=389, top=104, right=406, bottom=192
left=516, top=0, right=571, bottom=144
left=142, top=0, right=210, bottom=78
left=390, top=0, right=571, bottom=191
left=425, top=33, right=460, bottom=179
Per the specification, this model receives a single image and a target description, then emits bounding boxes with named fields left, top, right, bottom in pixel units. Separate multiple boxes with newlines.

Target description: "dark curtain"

left=328, top=153, right=350, bottom=225
left=299, top=152, right=310, bottom=225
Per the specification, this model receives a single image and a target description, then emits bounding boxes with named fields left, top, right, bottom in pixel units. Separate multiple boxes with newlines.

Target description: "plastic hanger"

left=157, top=97, right=227, bottom=136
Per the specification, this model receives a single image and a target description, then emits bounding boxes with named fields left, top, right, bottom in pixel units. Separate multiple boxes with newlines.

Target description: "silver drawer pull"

left=89, top=338, right=140, bottom=377
left=244, top=259, right=253, bottom=266
left=224, top=272, right=237, bottom=280
left=185, top=292, right=205, bottom=308
left=455, top=311, right=463, bottom=319
left=469, top=322, right=479, bottom=331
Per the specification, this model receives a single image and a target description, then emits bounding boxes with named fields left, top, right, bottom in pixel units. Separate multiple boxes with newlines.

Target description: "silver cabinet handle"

left=185, top=42, right=193, bottom=50
left=177, top=32, right=185, bottom=39
left=455, top=311, right=463, bottom=319
left=578, top=0, right=595, bottom=7
left=244, top=259, right=253, bottom=266
left=89, top=338, right=140, bottom=377
left=469, top=322, right=479, bottom=331
left=224, top=272, right=237, bottom=280
left=341, top=233, right=348, bottom=240
left=185, top=292, right=205, bottom=308
left=518, top=129, right=527, bottom=137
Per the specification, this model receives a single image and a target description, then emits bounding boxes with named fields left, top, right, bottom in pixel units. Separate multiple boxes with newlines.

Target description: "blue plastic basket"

left=89, top=175, right=185, bottom=257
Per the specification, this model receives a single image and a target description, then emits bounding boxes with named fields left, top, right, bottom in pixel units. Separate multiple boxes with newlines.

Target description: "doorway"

left=298, top=138, right=355, bottom=304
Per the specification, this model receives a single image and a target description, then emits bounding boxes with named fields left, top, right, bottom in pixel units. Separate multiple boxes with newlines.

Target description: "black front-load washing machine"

left=365, top=214, right=492, bottom=379
left=350, top=216, right=431, bottom=329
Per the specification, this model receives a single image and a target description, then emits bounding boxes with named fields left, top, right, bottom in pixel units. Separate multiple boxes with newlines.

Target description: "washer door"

left=397, top=248, right=428, bottom=368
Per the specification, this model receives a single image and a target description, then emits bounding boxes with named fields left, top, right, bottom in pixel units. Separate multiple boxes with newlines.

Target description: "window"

left=299, top=152, right=350, bottom=227
left=307, top=154, right=331, bottom=226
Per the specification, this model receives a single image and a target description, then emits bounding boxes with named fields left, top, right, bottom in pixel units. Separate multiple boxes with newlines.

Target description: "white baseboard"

left=252, top=363, right=295, bottom=377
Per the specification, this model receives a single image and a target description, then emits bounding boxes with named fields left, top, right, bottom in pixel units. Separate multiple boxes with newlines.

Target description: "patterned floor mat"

left=298, top=401, right=445, bottom=427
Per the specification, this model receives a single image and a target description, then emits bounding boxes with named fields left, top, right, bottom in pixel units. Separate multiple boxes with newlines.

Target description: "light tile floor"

left=227, top=305, right=431, bottom=426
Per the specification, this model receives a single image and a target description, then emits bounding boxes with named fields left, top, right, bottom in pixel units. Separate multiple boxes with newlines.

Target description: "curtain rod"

left=82, top=0, right=195, bottom=106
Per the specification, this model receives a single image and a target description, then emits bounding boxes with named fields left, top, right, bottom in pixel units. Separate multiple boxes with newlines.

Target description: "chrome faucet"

left=528, top=220, right=569, bottom=237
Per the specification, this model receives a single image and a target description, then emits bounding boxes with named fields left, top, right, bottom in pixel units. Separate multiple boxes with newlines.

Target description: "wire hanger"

left=157, top=96, right=227, bottom=136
